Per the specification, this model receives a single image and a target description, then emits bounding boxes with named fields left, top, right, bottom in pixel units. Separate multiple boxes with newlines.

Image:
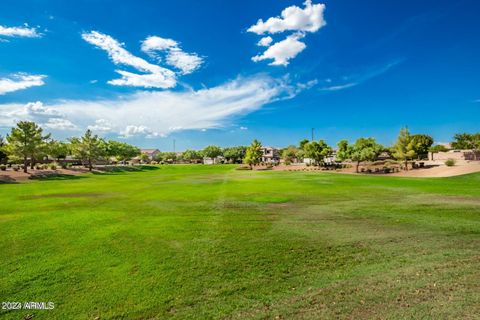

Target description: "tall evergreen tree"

left=69, top=130, right=106, bottom=171
left=5, top=121, right=50, bottom=173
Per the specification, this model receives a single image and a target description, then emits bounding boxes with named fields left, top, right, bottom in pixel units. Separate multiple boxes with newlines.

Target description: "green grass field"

left=1, top=165, right=479, bottom=319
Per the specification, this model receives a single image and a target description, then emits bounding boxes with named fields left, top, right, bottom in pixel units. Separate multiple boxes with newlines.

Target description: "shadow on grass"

left=29, top=173, right=88, bottom=181
left=0, top=175, right=18, bottom=184
left=93, top=165, right=161, bottom=175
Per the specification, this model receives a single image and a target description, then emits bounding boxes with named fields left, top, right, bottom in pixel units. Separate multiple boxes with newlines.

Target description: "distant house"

left=261, top=147, right=280, bottom=164
left=140, top=149, right=161, bottom=160
left=203, top=156, right=224, bottom=165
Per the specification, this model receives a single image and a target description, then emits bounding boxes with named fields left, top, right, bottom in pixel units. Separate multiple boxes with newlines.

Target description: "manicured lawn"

left=0, top=165, right=479, bottom=319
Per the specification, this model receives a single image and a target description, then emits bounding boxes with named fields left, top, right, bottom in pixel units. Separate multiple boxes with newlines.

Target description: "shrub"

left=12, top=165, right=20, bottom=172
left=0, top=164, right=6, bottom=171
left=151, top=161, right=158, bottom=165
left=49, top=162, right=58, bottom=170
left=445, top=158, right=456, bottom=167
left=35, top=164, right=43, bottom=170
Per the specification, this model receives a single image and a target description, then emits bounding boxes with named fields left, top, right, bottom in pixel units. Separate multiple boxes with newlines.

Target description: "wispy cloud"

left=141, top=36, right=204, bottom=75
left=0, top=75, right=303, bottom=137
left=82, top=31, right=176, bottom=89
left=320, top=82, right=357, bottom=91
left=82, top=31, right=205, bottom=89
left=0, top=73, right=46, bottom=95
left=319, top=59, right=404, bottom=92
left=0, top=24, right=41, bottom=38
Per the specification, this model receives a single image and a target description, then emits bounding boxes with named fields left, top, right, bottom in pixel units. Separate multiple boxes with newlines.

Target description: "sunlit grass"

left=0, top=165, right=479, bottom=319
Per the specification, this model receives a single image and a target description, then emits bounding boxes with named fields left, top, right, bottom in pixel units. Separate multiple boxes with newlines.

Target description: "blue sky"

left=0, top=0, right=479, bottom=150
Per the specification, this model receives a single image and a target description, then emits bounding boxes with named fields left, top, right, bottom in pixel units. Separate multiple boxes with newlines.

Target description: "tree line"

left=270, top=128, right=478, bottom=172
left=1, top=121, right=478, bottom=173
left=0, top=121, right=140, bottom=173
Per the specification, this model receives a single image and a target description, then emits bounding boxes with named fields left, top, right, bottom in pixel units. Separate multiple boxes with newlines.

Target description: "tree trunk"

left=356, top=161, right=360, bottom=173
left=404, top=159, right=408, bottom=171
left=30, top=157, right=35, bottom=169
left=88, top=159, right=93, bottom=172
left=23, top=156, right=28, bottom=173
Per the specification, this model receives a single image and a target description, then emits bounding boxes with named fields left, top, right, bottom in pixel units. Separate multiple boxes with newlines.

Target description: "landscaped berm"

left=1, top=165, right=479, bottom=319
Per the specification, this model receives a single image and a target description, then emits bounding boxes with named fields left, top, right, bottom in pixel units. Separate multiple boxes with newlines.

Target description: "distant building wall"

left=429, top=150, right=480, bottom=161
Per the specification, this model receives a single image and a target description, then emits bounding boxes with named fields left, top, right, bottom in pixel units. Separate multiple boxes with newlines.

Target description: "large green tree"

left=202, top=145, right=223, bottom=159
left=303, top=140, right=332, bottom=166
left=451, top=133, right=480, bottom=160
left=281, top=145, right=298, bottom=165
left=223, top=146, right=247, bottom=164
left=47, top=140, right=70, bottom=161
left=410, top=134, right=434, bottom=159
left=392, top=127, right=416, bottom=170
left=69, top=130, right=106, bottom=171
left=5, top=121, right=51, bottom=173
left=337, top=138, right=383, bottom=173
left=182, top=149, right=203, bottom=163
left=0, top=135, right=6, bottom=163
left=105, top=140, right=140, bottom=162
left=243, top=139, right=263, bottom=168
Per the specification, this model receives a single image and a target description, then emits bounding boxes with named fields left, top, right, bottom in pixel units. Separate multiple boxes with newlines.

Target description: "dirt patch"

left=271, top=162, right=480, bottom=178
left=0, top=168, right=88, bottom=182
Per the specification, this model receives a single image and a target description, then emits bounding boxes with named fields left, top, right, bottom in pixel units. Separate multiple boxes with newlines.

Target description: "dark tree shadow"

left=29, top=173, right=88, bottom=181
left=0, top=175, right=18, bottom=184
left=93, top=165, right=161, bottom=175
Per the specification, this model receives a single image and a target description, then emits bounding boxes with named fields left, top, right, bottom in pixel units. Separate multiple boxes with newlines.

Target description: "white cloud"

left=44, top=118, right=78, bottom=131
left=87, top=119, right=113, bottom=132
left=252, top=33, right=306, bottom=66
left=319, top=60, right=404, bottom=92
left=1, top=101, right=76, bottom=130
left=108, top=70, right=176, bottom=88
left=240, top=126, right=248, bottom=130
left=247, top=0, right=326, bottom=35
left=257, top=36, right=273, bottom=47
left=141, top=36, right=203, bottom=75
left=248, top=1, right=326, bottom=66
left=165, top=48, right=203, bottom=75
left=0, top=75, right=301, bottom=137
left=82, top=31, right=176, bottom=89
left=141, top=36, right=178, bottom=52
left=120, top=125, right=162, bottom=138
left=0, top=74, right=46, bottom=95
left=320, top=82, right=357, bottom=91
left=0, top=25, right=41, bottom=38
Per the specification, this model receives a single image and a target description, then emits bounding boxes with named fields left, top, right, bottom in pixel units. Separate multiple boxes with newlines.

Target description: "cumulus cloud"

left=0, top=101, right=76, bottom=130
left=120, top=125, right=162, bottom=138
left=44, top=118, right=78, bottom=131
left=0, top=24, right=41, bottom=38
left=248, top=0, right=326, bottom=35
left=257, top=36, right=273, bottom=47
left=141, top=36, right=204, bottom=75
left=252, top=33, right=306, bottom=66
left=0, top=73, right=46, bottom=95
left=87, top=119, right=113, bottom=132
left=0, top=75, right=301, bottom=138
left=82, top=31, right=176, bottom=89
left=248, top=1, right=326, bottom=66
